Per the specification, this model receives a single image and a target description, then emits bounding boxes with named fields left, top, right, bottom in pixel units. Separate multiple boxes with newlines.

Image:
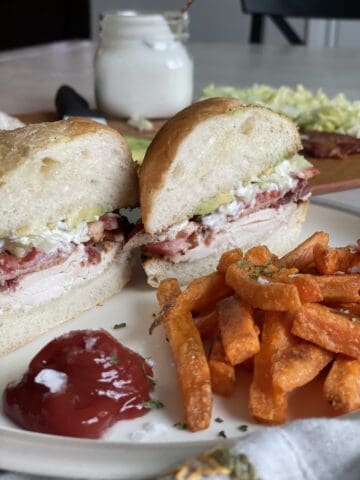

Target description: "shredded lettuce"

left=202, top=84, right=360, bottom=137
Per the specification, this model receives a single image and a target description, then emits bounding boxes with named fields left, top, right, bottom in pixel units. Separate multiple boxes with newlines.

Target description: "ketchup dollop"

left=3, top=330, right=154, bottom=438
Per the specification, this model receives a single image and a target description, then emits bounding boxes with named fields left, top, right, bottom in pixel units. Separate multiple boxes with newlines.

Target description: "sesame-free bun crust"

left=0, top=117, right=138, bottom=236
left=140, top=98, right=301, bottom=234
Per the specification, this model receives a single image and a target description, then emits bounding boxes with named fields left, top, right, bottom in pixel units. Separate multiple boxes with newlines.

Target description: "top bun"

left=140, top=98, right=301, bottom=234
left=0, top=117, right=138, bottom=236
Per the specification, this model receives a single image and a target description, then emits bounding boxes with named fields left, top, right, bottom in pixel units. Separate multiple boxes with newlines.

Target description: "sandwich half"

left=128, top=98, right=318, bottom=286
left=0, top=118, right=138, bottom=355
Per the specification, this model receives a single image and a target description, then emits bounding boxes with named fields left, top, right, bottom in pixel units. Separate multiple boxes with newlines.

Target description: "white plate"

left=0, top=204, right=359, bottom=479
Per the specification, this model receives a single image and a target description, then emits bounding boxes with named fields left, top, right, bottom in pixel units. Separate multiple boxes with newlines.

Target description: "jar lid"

left=100, top=10, right=190, bottom=41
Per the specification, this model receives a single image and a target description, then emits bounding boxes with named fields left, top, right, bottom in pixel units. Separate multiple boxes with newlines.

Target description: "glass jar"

left=95, top=10, right=193, bottom=119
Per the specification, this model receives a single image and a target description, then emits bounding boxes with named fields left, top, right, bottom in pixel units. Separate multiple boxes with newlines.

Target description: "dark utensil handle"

left=55, top=85, right=92, bottom=118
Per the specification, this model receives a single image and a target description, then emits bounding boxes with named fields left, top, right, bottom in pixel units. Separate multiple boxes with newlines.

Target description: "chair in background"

left=0, top=0, right=90, bottom=50
left=240, top=0, right=360, bottom=45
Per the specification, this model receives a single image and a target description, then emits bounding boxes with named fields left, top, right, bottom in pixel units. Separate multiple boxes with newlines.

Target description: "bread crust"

left=139, top=98, right=301, bottom=233
left=0, top=117, right=127, bottom=180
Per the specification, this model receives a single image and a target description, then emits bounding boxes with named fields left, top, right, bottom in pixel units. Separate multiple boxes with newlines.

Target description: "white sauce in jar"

left=95, top=10, right=193, bottom=119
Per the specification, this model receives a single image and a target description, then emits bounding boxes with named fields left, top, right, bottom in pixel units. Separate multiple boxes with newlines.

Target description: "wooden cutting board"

left=17, top=112, right=360, bottom=196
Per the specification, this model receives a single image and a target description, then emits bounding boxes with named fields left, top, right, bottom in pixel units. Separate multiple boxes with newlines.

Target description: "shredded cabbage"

left=202, top=84, right=360, bottom=137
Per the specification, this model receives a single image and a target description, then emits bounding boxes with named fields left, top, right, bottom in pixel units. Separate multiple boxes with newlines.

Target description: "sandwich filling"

left=128, top=155, right=318, bottom=262
left=0, top=213, right=128, bottom=310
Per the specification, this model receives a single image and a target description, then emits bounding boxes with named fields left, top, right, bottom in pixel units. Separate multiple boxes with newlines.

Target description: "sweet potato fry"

left=312, top=274, right=360, bottom=303
left=217, top=296, right=260, bottom=365
left=217, top=248, right=243, bottom=273
left=270, top=271, right=323, bottom=303
left=349, top=251, right=360, bottom=273
left=161, top=306, right=212, bottom=431
left=157, top=278, right=182, bottom=307
left=244, top=245, right=278, bottom=265
left=241, top=356, right=254, bottom=371
left=182, top=271, right=233, bottom=313
left=208, top=334, right=236, bottom=396
left=194, top=310, right=218, bottom=339
left=331, top=303, right=360, bottom=317
left=313, top=244, right=358, bottom=275
left=292, top=303, right=360, bottom=360
left=225, top=263, right=301, bottom=311
left=249, top=312, right=291, bottom=424
left=151, top=279, right=183, bottom=333
left=324, top=355, right=360, bottom=414
left=273, top=341, right=333, bottom=392
left=277, top=231, right=329, bottom=271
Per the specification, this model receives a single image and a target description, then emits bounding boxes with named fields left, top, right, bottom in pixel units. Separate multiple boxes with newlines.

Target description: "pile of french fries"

left=156, top=231, right=360, bottom=431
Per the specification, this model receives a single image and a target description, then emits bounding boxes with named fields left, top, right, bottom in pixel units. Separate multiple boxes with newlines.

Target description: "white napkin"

left=234, top=415, right=360, bottom=480
left=1, top=416, right=359, bottom=480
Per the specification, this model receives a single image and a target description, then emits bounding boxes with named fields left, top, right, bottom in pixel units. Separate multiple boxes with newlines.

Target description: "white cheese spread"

left=0, top=220, right=91, bottom=257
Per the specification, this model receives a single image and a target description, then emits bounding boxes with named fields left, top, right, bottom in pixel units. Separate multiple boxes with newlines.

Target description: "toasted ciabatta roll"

left=128, top=98, right=318, bottom=287
left=0, top=118, right=138, bottom=356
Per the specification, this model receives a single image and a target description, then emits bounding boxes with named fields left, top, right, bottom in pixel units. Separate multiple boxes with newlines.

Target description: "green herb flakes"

left=237, top=259, right=252, bottom=268
left=142, top=399, right=164, bottom=410
left=113, top=322, right=126, bottom=329
left=109, top=354, right=118, bottom=364
left=146, top=375, right=156, bottom=388
left=215, top=417, right=224, bottom=423
left=238, top=424, right=248, bottom=432
left=218, top=430, right=227, bottom=439
left=173, top=422, right=187, bottom=430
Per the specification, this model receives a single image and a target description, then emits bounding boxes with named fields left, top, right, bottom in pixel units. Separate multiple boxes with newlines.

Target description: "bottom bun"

left=144, top=201, right=308, bottom=287
left=0, top=249, right=134, bottom=356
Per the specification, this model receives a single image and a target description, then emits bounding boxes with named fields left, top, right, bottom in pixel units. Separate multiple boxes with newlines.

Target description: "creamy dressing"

left=0, top=220, right=91, bottom=257
left=95, top=11, right=193, bottom=119
left=232, top=155, right=309, bottom=202
left=163, top=155, right=311, bottom=233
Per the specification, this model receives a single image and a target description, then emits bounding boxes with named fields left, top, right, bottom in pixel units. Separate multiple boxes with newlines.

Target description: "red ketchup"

left=3, top=330, right=154, bottom=439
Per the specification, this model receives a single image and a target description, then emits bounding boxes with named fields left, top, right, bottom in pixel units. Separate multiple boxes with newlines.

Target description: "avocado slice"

left=124, top=135, right=151, bottom=165
left=195, top=192, right=234, bottom=216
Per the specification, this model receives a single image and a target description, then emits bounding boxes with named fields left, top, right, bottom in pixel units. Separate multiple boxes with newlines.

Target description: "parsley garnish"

left=237, top=259, right=252, bottom=267
left=215, top=417, right=224, bottom=423
left=210, top=448, right=258, bottom=480
left=113, top=322, right=126, bottom=329
left=142, top=399, right=164, bottom=410
left=174, top=422, right=187, bottom=430
left=238, top=424, right=248, bottom=432
left=109, top=354, right=118, bottom=364
left=218, top=430, right=227, bottom=438
left=238, top=258, right=275, bottom=280
left=146, top=375, right=156, bottom=388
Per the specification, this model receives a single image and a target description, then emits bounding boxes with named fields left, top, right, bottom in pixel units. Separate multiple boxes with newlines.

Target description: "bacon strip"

left=301, top=131, right=360, bottom=159
left=0, top=248, right=71, bottom=291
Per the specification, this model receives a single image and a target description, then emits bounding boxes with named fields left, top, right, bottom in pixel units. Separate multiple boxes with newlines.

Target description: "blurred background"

left=1, top=0, right=360, bottom=50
